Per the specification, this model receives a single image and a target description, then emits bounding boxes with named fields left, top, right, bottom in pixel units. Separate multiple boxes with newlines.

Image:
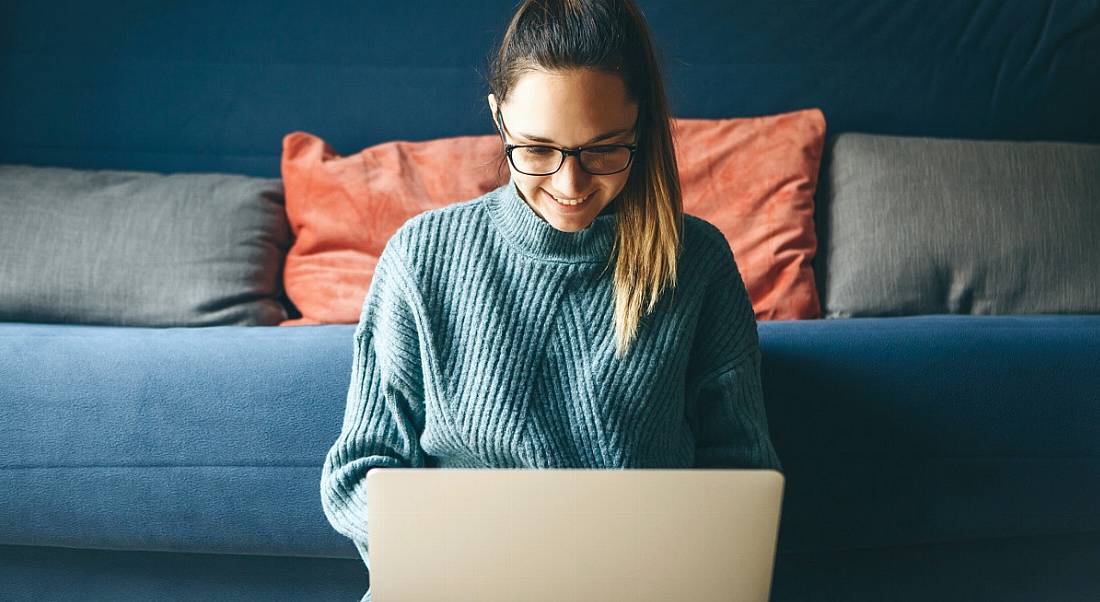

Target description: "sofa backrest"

left=1, top=1, right=1097, bottom=178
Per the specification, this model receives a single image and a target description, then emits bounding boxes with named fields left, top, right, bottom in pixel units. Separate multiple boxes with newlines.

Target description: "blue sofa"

left=2, top=2, right=1098, bottom=600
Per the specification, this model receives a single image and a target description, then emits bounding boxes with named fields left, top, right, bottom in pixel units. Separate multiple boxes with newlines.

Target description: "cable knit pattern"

left=320, top=179, right=782, bottom=600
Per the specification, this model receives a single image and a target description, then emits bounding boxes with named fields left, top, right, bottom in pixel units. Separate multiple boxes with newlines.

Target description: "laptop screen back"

left=366, top=468, right=784, bottom=602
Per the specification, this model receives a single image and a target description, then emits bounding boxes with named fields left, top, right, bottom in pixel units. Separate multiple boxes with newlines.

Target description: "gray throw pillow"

left=822, top=133, right=1100, bottom=318
left=0, top=164, right=291, bottom=326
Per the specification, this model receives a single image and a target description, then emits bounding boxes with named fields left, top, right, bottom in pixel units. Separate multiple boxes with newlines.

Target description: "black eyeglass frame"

left=495, top=107, right=640, bottom=176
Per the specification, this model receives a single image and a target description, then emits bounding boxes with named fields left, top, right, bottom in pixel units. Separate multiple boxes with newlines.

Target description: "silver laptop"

left=366, top=468, right=784, bottom=602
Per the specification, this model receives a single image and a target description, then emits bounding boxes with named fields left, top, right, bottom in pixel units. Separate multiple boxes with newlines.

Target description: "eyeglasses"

left=495, top=108, right=639, bottom=176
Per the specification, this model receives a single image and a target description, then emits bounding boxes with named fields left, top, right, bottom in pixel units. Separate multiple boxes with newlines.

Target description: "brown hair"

left=487, top=0, right=683, bottom=359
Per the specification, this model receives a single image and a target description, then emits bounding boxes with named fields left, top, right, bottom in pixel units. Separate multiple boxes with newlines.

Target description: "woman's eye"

left=523, top=147, right=555, bottom=156
left=587, top=146, right=617, bottom=155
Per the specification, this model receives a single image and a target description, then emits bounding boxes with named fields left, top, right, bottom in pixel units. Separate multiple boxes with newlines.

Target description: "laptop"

left=366, top=468, right=784, bottom=601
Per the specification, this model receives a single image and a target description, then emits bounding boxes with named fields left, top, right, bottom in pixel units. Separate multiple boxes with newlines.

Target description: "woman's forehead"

left=502, top=68, right=638, bottom=144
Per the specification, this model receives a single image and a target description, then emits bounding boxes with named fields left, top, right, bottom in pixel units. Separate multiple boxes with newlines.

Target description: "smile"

left=547, top=191, right=594, bottom=207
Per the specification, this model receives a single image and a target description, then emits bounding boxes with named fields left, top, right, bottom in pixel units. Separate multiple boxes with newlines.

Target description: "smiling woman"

left=485, top=0, right=685, bottom=357
left=319, top=2, right=783, bottom=600
left=489, top=69, right=639, bottom=223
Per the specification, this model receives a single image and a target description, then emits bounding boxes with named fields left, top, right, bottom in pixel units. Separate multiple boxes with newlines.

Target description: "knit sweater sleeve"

left=686, top=227, right=783, bottom=472
left=319, top=233, right=429, bottom=546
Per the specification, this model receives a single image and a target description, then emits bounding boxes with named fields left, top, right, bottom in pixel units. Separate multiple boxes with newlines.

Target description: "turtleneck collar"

left=485, top=179, right=618, bottom=264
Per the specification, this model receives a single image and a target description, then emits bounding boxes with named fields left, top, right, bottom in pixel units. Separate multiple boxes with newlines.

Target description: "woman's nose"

left=551, top=154, right=592, bottom=197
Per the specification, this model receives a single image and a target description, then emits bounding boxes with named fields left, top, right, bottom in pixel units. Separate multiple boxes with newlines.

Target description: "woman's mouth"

left=545, top=190, right=594, bottom=208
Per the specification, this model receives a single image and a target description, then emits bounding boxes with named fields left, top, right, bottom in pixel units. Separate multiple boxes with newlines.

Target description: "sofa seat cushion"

left=1, top=315, right=1098, bottom=558
left=0, top=322, right=358, bottom=557
left=759, top=314, right=1100, bottom=554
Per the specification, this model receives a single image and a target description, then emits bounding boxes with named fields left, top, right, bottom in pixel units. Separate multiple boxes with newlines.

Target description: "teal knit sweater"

left=320, top=179, right=782, bottom=598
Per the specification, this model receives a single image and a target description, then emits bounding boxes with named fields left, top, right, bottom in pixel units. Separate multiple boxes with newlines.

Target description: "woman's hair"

left=487, top=0, right=683, bottom=360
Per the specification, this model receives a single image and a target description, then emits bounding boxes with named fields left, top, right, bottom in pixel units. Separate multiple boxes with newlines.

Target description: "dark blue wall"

left=2, top=0, right=1097, bottom=177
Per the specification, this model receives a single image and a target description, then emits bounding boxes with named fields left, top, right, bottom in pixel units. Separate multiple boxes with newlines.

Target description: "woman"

left=321, top=0, right=782, bottom=599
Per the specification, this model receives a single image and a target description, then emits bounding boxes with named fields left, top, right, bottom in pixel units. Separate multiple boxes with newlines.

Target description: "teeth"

left=551, top=192, right=591, bottom=206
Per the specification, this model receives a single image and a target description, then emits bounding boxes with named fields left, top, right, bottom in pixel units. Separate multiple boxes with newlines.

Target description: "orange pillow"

left=279, top=133, right=507, bottom=325
left=673, top=109, right=824, bottom=320
left=280, top=107, right=824, bottom=325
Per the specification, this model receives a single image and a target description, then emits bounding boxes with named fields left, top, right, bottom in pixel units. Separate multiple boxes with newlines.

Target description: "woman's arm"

left=319, top=238, right=429, bottom=546
left=686, top=224, right=783, bottom=472
left=690, top=347, right=783, bottom=471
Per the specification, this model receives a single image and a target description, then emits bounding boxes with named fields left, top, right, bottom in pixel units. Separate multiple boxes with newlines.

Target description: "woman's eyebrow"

left=516, top=126, right=631, bottom=146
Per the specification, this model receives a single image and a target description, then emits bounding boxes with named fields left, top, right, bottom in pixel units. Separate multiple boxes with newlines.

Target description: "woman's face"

left=488, top=68, right=639, bottom=233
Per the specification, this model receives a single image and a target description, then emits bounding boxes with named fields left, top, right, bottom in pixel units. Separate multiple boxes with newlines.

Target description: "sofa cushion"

left=673, top=110, right=825, bottom=321
left=821, top=133, right=1100, bottom=317
left=3, top=3, right=1096, bottom=179
left=0, top=321, right=358, bottom=557
left=1, top=316, right=1098, bottom=558
left=279, top=132, right=506, bottom=326
left=280, top=108, right=825, bottom=326
left=760, top=314, right=1100, bottom=555
left=0, top=164, right=291, bottom=326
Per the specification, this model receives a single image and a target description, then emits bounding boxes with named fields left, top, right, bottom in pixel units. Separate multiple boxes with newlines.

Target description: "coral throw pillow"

left=673, top=109, right=824, bottom=320
left=279, top=133, right=507, bottom=325
left=280, top=107, right=824, bottom=325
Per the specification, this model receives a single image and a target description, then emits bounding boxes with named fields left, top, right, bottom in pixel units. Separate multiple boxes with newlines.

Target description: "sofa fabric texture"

left=2, top=2, right=1096, bottom=177
left=822, top=133, right=1100, bottom=318
left=3, top=315, right=1098, bottom=561
left=0, top=165, right=292, bottom=326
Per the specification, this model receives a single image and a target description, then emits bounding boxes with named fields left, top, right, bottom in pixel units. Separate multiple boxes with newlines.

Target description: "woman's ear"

left=487, top=93, right=500, bottom=128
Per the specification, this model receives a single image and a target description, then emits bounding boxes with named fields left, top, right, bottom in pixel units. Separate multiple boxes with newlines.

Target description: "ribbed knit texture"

left=320, top=179, right=782, bottom=600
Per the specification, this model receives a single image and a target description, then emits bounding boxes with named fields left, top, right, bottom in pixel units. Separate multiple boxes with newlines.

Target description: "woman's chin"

left=547, top=217, right=594, bottom=233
